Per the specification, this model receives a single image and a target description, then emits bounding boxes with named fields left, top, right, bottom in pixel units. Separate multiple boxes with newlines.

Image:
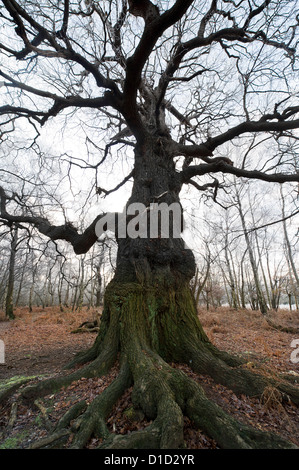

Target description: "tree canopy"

left=0, top=0, right=298, bottom=246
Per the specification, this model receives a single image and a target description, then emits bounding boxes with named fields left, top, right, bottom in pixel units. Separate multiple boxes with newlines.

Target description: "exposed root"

left=4, top=281, right=298, bottom=450
left=182, top=340, right=299, bottom=406
left=55, top=400, right=88, bottom=431
left=34, top=399, right=53, bottom=431
left=7, top=345, right=297, bottom=450
left=29, top=429, right=71, bottom=449
left=0, top=401, right=18, bottom=440
left=264, top=315, right=299, bottom=334
left=71, top=326, right=100, bottom=334
left=182, top=372, right=294, bottom=449
left=7, top=402, right=18, bottom=431
left=69, top=361, right=132, bottom=449
left=21, top=346, right=117, bottom=402
left=0, top=376, right=38, bottom=405
left=97, top=425, right=161, bottom=449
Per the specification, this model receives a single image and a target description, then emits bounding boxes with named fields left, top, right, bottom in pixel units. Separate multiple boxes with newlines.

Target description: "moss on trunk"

left=18, top=269, right=299, bottom=450
left=13, top=141, right=299, bottom=449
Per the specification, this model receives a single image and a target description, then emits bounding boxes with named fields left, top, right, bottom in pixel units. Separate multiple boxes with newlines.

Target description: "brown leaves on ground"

left=0, top=305, right=298, bottom=449
left=0, top=306, right=97, bottom=378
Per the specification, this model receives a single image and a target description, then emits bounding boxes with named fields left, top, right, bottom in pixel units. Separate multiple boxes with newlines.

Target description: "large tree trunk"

left=21, top=140, right=299, bottom=449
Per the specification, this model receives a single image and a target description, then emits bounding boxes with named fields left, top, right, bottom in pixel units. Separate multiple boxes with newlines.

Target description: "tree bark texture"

left=20, top=141, right=299, bottom=450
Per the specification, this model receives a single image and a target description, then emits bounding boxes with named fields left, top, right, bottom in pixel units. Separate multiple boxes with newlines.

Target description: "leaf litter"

left=0, top=305, right=298, bottom=449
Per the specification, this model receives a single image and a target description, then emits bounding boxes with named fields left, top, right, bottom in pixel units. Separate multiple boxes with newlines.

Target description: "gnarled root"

left=29, top=344, right=297, bottom=450
left=70, top=361, right=132, bottom=449
left=14, top=281, right=299, bottom=449
left=181, top=340, right=299, bottom=406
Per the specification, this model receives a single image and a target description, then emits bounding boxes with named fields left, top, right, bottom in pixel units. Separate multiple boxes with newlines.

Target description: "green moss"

left=0, top=375, right=45, bottom=406
left=34, top=414, right=43, bottom=426
left=123, top=406, right=134, bottom=420
left=0, top=430, right=29, bottom=449
left=0, top=375, right=40, bottom=390
left=123, top=406, right=145, bottom=423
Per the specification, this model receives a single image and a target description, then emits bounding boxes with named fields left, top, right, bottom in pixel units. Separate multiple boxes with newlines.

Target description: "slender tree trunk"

left=192, top=254, right=211, bottom=306
left=239, top=250, right=247, bottom=309
left=63, top=267, right=72, bottom=308
left=41, top=272, right=48, bottom=308
left=254, top=230, right=272, bottom=307
left=190, top=266, right=199, bottom=298
left=224, top=235, right=239, bottom=309
left=28, top=265, right=38, bottom=313
left=5, top=226, right=18, bottom=320
left=15, top=248, right=29, bottom=307
left=235, top=189, right=268, bottom=314
left=58, top=274, right=64, bottom=312
left=76, top=257, right=85, bottom=311
left=95, top=265, right=103, bottom=307
left=280, top=188, right=299, bottom=305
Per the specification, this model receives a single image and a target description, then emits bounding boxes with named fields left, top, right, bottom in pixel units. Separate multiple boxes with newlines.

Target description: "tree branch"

left=96, top=170, right=134, bottom=197
left=122, top=0, right=194, bottom=138
left=0, top=186, right=105, bottom=254
left=155, top=1, right=295, bottom=113
left=175, top=116, right=299, bottom=159
left=56, top=0, right=70, bottom=39
left=180, top=161, right=299, bottom=185
left=0, top=71, right=117, bottom=124
left=187, top=178, right=220, bottom=201
left=2, top=0, right=122, bottom=98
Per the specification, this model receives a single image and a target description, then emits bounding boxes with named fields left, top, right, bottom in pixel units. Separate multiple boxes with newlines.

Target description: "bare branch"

left=180, top=160, right=299, bottom=185
left=122, top=0, right=194, bottom=137
left=96, top=170, right=134, bottom=198
left=0, top=186, right=105, bottom=254
left=175, top=116, right=299, bottom=159
left=0, top=70, right=118, bottom=124
left=56, top=0, right=70, bottom=39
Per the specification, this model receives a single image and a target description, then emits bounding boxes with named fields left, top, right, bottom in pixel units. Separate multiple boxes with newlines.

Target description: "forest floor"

left=0, top=305, right=298, bottom=449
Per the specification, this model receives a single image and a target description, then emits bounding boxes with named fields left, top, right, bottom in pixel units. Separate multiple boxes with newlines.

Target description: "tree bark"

left=235, top=188, right=268, bottom=314
left=5, top=226, right=18, bottom=319
left=21, top=139, right=299, bottom=450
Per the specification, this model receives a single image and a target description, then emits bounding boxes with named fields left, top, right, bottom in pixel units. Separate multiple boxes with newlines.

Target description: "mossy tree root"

left=181, top=341, right=299, bottom=406
left=69, top=361, right=132, bottom=449
left=123, top=346, right=297, bottom=449
left=18, top=281, right=299, bottom=449
left=35, top=345, right=297, bottom=449
left=0, top=376, right=38, bottom=405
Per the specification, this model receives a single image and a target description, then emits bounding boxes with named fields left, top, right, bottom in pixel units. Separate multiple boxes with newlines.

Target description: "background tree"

left=4, top=225, right=18, bottom=319
left=0, top=0, right=299, bottom=449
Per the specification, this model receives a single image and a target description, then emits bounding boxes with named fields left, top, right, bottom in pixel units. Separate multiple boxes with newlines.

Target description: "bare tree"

left=280, top=186, right=299, bottom=291
left=5, top=225, right=18, bottom=319
left=234, top=183, right=268, bottom=314
left=0, top=0, right=299, bottom=449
